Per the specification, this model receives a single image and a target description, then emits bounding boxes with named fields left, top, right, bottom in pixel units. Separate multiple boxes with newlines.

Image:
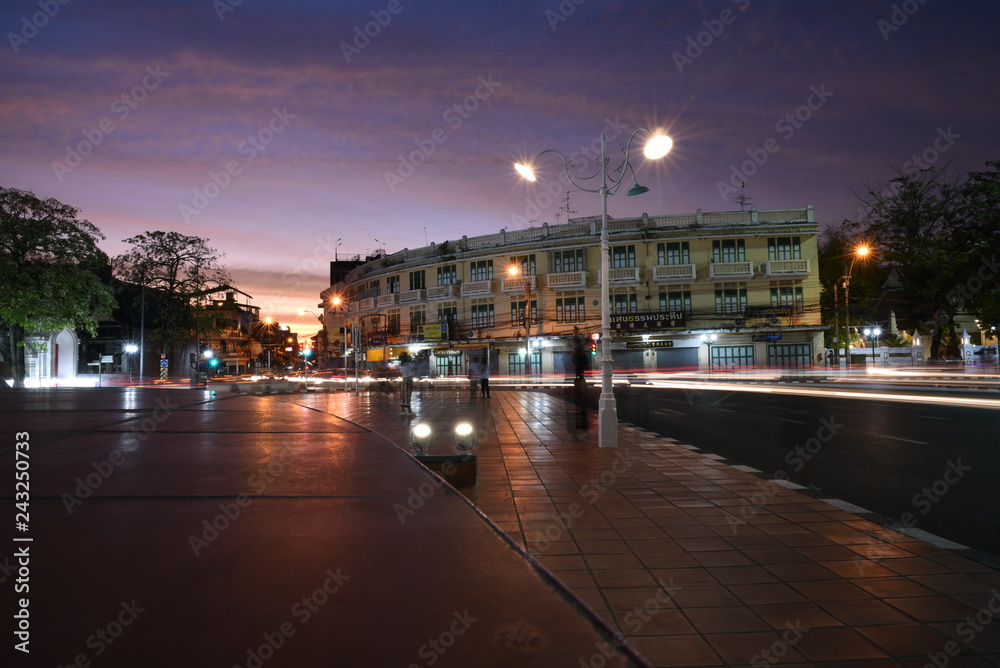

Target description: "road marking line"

left=780, top=418, right=806, bottom=424
left=918, top=416, right=951, bottom=421
left=882, top=435, right=929, bottom=445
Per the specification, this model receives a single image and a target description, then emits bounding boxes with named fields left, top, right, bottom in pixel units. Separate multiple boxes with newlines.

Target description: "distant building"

left=320, top=207, right=825, bottom=377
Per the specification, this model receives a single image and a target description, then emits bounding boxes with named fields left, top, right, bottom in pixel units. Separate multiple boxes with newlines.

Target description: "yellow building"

left=319, top=206, right=825, bottom=377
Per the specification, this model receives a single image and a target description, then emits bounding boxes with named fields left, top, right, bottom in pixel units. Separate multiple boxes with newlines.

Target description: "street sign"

left=610, top=311, right=685, bottom=332
left=625, top=340, right=675, bottom=349
left=744, top=306, right=792, bottom=318
left=159, top=359, right=169, bottom=368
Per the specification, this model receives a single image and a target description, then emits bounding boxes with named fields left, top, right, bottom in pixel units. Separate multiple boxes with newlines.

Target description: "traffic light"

left=589, top=332, right=600, bottom=356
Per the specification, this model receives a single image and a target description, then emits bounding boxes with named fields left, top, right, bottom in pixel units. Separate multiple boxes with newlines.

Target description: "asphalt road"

left=575, top=384, right=1000, bottom=559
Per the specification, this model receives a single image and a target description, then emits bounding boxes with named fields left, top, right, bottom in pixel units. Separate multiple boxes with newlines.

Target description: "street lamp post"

left=507, top=265, right=533, bottom=377
left=700, top=333, right=717, bottom=371
left=124, top=344, right=138, bottom=385
left=840, top=245, right=870, bottom=367
left=863, top=327, right=882, bottom=365
left=331, top=297, right=363, bottom=393
left=515, top=129, right=672, bottom=448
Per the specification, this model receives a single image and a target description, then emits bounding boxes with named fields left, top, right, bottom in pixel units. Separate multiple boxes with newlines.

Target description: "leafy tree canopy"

left=0, top=187, right=116, bottom=387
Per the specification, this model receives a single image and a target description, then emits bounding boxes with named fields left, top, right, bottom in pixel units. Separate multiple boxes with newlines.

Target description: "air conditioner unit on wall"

left=734, top=318, right=746, bottom=328
left=466, top=330, right=479, bottom=339
left=767, top=317, right=781, bottom=327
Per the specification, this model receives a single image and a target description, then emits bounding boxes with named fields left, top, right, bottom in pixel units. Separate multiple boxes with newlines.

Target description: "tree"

left=112, top=231, right=230, bottom=363
left=0, top=187, right=116, bottom=388
left=857, top=162, right=1000, bottom=358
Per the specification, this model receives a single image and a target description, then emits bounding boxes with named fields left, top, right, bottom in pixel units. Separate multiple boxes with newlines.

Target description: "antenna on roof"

left=556, top=189, right=578, bottom=224
left=731, top=181, right=755, bottom=211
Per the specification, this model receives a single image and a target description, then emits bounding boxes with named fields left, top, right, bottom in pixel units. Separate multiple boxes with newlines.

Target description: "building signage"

left=625, top=340, right=674, bottom=349
left=752, top=334, right=783, bottom=342
left=610, top=311, right=685, bottom=332
left=418, top=324, right=448, bottom=342
left=744, top=306, right=792, bottom=318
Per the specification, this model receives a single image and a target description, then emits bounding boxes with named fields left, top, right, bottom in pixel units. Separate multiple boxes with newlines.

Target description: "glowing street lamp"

left=837, top=244, right=871, bottom=366
left=515, top=128, right=673, bottom=448
left=507, top=265, right=533, bottom=377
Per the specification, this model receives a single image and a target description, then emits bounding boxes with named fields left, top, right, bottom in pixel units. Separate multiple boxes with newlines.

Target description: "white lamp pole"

left=515, top=129, right=672, bottom=448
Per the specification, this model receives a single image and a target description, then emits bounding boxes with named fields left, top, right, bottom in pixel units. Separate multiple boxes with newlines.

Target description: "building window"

left=556, top=296, right=585, bottom=323
left=611, top=245, right=636, bottom=269
left=510, top=254, right=536, bottom=276
left=768, top=237, right=801, bottom=261
left=659, top=287, right=692, bottom=316
left=409, top=270, right=425, bottom=291
left=386, top=309, right=400, bottom=335
left=611, top=292, right=638, bottom=314
left=369, top=280, right=381, bottom=298
left=657, top=242, right=690, bottom=266
left=438, top=303, right=457, bottom=332
left=471, top=303, right=494, bottom=328
left=715, top=283, right=748, bottom=315
left=387, top=275, right=400, bottom=294
left=770, top=285, right=804, bottom=313
left=712, top=239, right=746, bottom=263
left=409, top=307, right=426, bottom=334
left=437, top=264, right=457, bottom=286
left=553, top=249, right=585, bottom=273
left=470, top=259, right=493, bottom=281
left=508, top=351, right=541, bottom=376
left=511, top=299, right=537, bottom=327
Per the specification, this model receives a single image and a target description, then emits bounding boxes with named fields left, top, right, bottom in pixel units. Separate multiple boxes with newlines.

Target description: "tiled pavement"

left=294, top=385, right=1000, bottom=667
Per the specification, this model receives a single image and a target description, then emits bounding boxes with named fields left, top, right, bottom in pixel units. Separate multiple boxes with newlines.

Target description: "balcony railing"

left=599, top=267, right=641, bottom=285
left=546, top=271, right=588, bottom=290
left=375, top=294, right=398, bottom=307
left=460, top=280, right=495, bottom=297
left=359, top=297, right=375, bottom=311
left=652, top=264, right=697, bottom=282
left=501, top=276, right=538, bottom=293
left=763, top=259, right=810, bottom=279
left=709, top=262, right=754, bottom=280
left=399, top=289, right=425, bottom=303
left=427, top=285, right=458, bottom=300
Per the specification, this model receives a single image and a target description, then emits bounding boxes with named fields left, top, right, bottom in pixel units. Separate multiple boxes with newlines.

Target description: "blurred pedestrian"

left=479, top=351, right=491, bottom=398
left=399, top=352, right=415, bottom=415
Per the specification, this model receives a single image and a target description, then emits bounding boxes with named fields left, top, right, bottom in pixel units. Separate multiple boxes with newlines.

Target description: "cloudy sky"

left=2, top=0, right=998, bottom=337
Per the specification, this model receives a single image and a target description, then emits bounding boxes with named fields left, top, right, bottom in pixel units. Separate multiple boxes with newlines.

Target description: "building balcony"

left=502, top=276, right=538, bottom=293
left=599, top=267, right=642, bottom=286
left=427, top=285, right=458, bottom=300
left=359, top=297, right=375, bottom=311
left=399, top=289, right=426, bottom=304
left=461, top=280, right=495, bottom=297
left=709, top=261, right=754, bottom=281
left=376, top=294, right=398, bottom=307
left=652, top=264, right=697, bottom=283
left=763, top=259, right=810, bottom=279
left=546, top=271, right=588, bottom=290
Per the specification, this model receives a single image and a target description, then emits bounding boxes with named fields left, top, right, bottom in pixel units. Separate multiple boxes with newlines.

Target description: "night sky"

left=2, top=0, right=998, bottom=337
